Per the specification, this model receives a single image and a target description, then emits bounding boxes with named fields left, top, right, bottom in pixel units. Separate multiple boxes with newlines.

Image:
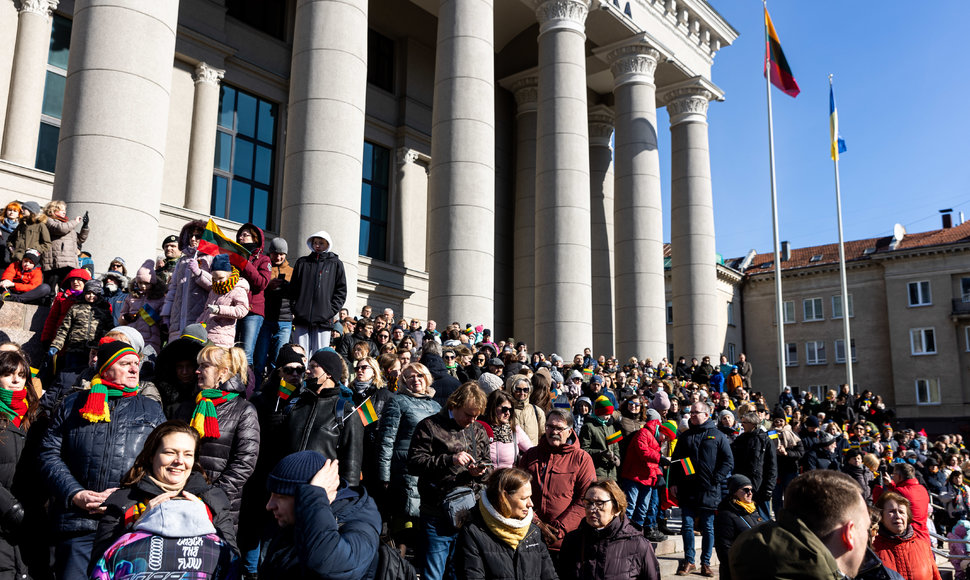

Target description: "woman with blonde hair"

left=352, top=356, right=394, bottom=501
left=41, top=199, right=88, bottom=290
left=175, top=345, right=258, bottom=527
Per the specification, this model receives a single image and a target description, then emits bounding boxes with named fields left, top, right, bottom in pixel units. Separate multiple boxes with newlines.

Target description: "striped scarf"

left=212, top=268, right=239, bottom=295
left=79, top=376, right=140, bottom=423
left=0, top=388, right=28, bottom=428
left=190, top=389, right=239, bottom=438
left=278, top=379, right=298, bottom=401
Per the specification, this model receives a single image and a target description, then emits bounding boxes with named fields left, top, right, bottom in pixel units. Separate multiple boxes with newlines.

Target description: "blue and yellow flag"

left=138, top=304, right=160, bottom=327
left=829, top=81, right=847, bottom=161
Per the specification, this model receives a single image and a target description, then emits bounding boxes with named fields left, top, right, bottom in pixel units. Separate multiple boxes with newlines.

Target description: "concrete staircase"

left=0, top=300, right=49, bottom=361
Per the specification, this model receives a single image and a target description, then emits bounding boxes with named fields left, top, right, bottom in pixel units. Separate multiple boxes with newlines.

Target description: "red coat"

left=873, top=528, right=941, bottom=580
left=1, top=263, right=42, bottom=293
left=620, top=419, right=662, bottom=486
left=40, top=268, right=91, bottom=343
left=873, top=478, right=931, bottom=542
left=518, top=436, right=596, bottom=551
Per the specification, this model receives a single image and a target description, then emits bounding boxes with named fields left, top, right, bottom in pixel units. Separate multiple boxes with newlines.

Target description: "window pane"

left=214, top=131, right=233, bottom=171
left=360, top=183, right=372, bottom=219
left=211, top=175, right=228, bottom=216
left=362, top=143, right=374, bottom=179
left=229, top=182, right=252, bottom=223
left=35, top=122, right=59, bottom=172
left=48, top=14, right=72, bottom=70
left=368, top=223, right=386, bottom=261
left=252, top=187, right=269, bottom=231
left=257, top=100, right=276, bottom=144
left=254, top=145, right=272, bottom=185
left=925, top=330, right=935, bottom=353
left=372, top=145, right=390, bottom=186
left=236, top=92, right=257, bottom=138
left=233, top=139, right=254, bottom=179
left=359, top=221, right=370, bottom=256
left=41, top=71, right=66, bottom=119
left=218, top=86, right=236, bottom=129
left=375, top=186, right=388, bottom=221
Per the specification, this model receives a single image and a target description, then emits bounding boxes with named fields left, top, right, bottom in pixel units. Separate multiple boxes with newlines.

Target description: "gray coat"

left=160, top=250, right=212, bottom=341
left=376, top=390, right=440, bottom=518
left=43, top=217, right=88, bottom=270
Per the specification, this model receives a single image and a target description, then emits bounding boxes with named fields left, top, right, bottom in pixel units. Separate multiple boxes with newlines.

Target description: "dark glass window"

left=35, top=14, right=72, bottom=172
left=212, top=85, right=277, bottom=231
left=359, top=142, right=389, bottom=261
left=368, top=30, right=395, bottom=93
left=226, top=0, right=287, bottom=40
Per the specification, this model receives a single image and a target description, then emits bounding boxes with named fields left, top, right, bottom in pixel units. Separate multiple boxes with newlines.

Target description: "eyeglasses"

left=281, top=366, right=305, bottom=375
left=546, top=424, right=569, bottom=433
left=443, top=354, right=456, bottom=360
left=498, top=406, right=512, bottom=414
left=582, top=498, right=612, bottom=511
left=570, top=378, right=583, bottom=383
left=689, top=410, right=706, bottom=416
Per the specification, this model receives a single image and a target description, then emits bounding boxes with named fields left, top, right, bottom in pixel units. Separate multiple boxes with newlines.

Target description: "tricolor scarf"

left=212, top=268, right=239, bottom=295
left=278, top=379, right=298, bottom=401
left=50, top=213, right=68, bottom=223
left=0, top=388, right=28, bottom=428
left=79, top=375, right=140, bottom=423
left=190, top=389, right=240, bottom=438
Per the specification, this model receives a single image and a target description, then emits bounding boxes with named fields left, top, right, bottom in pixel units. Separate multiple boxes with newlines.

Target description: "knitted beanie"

left=267, top=450, right=328, bottom=496
left=98, top=338, right=138, bottom=375
left=275, top=346, right=304, bottom=369
left=310, top=349, right=344, bottom=382
left=658, top=420, right=678, bottom=441
left=649, top=390, right=670, bottom=412
left=211, top=254, right=231, bottom=273
left=727, top=473, right=752, bottom=496
left=594, top=395, right=614, bottom=417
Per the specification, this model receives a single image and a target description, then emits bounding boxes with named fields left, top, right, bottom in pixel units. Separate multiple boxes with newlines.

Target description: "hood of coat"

left=419, top=353, right=449, bottom=381
left=178, top=220, right=207, bottom=252
left=237, top=222, right=265, bottom=258
left=133, top=497, right=216, bottom=537
left=306, top=230, right=334, bottom=254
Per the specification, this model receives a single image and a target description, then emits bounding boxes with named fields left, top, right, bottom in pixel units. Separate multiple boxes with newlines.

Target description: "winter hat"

left=83, top=279, right=103, bottom=296
left=310, top=349, right=344, bottom=382
left=20, top=201, right=40, bottom=216
left=267, top=237, right=288, bottom=254
left=575, top=396, right=592, bottom=412
left=135, top=259, right=156, bottom=283
left=505, top=362, right=523, bottom=377
left=64, top=268, right=92, bottom=283
left=658, top=420, right=678, bottom=441
left=21, top=249, right=40, bottom=264
left=210, top=253, right=231, bottom=273
left=110, top=256, right=126, bottom=268
left=275, top=346, right=304, bottom=369
left=771, top=408, right=787, bottom=421
left=568, top=370, right=583, bottom=382
left=590, top=374, right=603, bottom=385
left=805, top=416, right=820, bottom=428
left=817, top=432, right=836, bottom=447
left=478, top=373, right=502, bottom=394
left=267, top=450, right=328, bottom=496
left=593, top=395, right=614, bottom=417
left=550, top=354, right=563, bottom=364
left=109, top=325, right=146, bottom=354
left=180, top=323, right=209, bottom=346
left=726, top=474, right=753, bottom=496
left=162, top=234, right=179, bottom=246
left=645, top=408, right=662, bottom=423
left=550, top=369, right=564, bottom=384
left=97, top=338, right=138, bottom=375
left=649, top=390, right=670, bottom=412
left=488, top=357, right=504, bottom=368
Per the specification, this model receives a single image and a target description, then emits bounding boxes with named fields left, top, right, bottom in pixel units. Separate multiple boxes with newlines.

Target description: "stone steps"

left=0, top=300, right=49, bottom=361
left=653, top=516, right=720, bottom=579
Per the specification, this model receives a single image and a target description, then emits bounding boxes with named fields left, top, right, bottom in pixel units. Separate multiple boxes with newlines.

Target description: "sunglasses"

left=739, top=487, right=753, bottom=494
left=443, top=354, right=456, bottom=360
left=281, top=366, right=305, bottom=375
left=513, top=387, right=530, bottom=394
left=498, top=406, right=513, bottom=413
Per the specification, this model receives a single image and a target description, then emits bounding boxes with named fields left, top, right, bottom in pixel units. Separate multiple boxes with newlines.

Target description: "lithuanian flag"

left=198, top=218, right=251, bottom=270
left=681, top=457, right=695, bottom=476
left=764, top=7, right=799, bottom=98
left=357, top=397, right=379, bottom=426
left=606, top=430, right=623, bottom=445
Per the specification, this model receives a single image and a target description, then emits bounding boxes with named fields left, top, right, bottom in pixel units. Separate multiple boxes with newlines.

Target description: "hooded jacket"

left=669, top=417, right=734, bottom=511
left=873, top=479, right=931, bottom=542
left=41, top=268, right=92, bottom=343
left=51, top=299, right=114, bottom=352
left=872, top=525, right=941, bottom=580
left=161, top=220, right=213, bottom=341
left=732, top=426, right=778, bottom=504
left=235, top=222, right=272, bottom=318
left=729, top=511, right=845, bottom=580
left=289, top=231, right=347, bottom=327
left=559, top=514, right=660, bottom=580
left=196, top=275, right=250, bottom=348
left=1, top=261, right=42, bottom=293
left=620, top=419, right=663, bottom=486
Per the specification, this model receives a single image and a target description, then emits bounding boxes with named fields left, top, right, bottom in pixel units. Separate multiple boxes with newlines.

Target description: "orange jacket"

left=1, top=262, right=42, bottom=293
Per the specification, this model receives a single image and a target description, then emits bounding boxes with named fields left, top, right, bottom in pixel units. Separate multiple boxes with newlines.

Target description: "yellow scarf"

left=479, top=493, right=532, bottom=550
left=733, top=498, right=757, bottom=514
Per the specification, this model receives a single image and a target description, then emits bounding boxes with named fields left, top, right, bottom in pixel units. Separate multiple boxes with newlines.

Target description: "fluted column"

left=1, top=0, right=58, bottom=165
left=588, top=106, right=615, bottom=357
left=608, top=42, right=666, bottom=360
left=533, top=0, right=593, bottom=356
left=427, top=0, right=495, bottom=328
left=663, top=86, right=719, bottom=361
left=184, top=62, right=224, bottom=213
left=511, top=76, right=538, bottom=347
left=395, top=148, right=429, bottom=271
left=281, top=0, right=368, bottom=313
left=52, top=0, right=178, bottom=268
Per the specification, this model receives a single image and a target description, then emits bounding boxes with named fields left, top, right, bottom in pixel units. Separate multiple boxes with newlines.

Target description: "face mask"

left=104, top=282, right=117, bottom=293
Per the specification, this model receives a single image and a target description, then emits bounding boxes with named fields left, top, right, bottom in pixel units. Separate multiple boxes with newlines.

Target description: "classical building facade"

left=0, top=0, right=738, bottom=359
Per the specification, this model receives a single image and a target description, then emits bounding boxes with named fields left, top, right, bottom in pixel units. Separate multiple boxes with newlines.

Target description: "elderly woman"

left=873, top=492, right=942, bottom=580
left=717, top=409, right=739, bottom=441
left=92, top=421, right=235, bottom=563
left=39, top=339, right=166, bottom=578
left=559, top=479, right=660, bottom=580
left=481, top=390, right=533, bottom=469
left=713, top=474, right=766, bottom=579
left=456, top=467, right=557, bottom=579
left=506, top=374, right=545, bottom=444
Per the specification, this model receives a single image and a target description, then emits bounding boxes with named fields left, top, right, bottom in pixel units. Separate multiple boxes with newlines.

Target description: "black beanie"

left=726, top=473, right=752, bottom=496
left=275, top=346, right=304, bottom=369
left=267, top=451, right=328, bottom=495
left=310, top=349, right=344, bottom=382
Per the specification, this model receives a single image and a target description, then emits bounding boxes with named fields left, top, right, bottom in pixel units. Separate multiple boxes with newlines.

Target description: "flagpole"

left=765, top=0, right=787, bottom=396
left=830, top=74, right=854, bottom=394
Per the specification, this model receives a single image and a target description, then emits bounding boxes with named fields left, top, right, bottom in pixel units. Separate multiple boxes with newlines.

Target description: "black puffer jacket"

left=175, top=376, right=259, bottom=525
left=288, top=248, right=347, bottom=327
left=669, top=418, right=734, bottom=510
left=335, top=331, right=379, bottom=361
left=92, top=471, right=236, bottom=566
left=39, top=389, right=166, bottom=535
left=457, top=510, right=558, bottom=580
left=713, top=497, right=766, bottom=580
left=732, top=428, right=778, bottom=503
left=283, top=384, right=363, bottom=484
left=0, top=421, right=30, bottom=578
left=350, top=381, right=394, bottom=458
left=559, top=514, right=660, bottom=580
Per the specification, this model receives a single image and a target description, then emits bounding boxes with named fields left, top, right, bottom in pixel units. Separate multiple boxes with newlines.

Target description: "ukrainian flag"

left=829, top=82, right=847, bottom=161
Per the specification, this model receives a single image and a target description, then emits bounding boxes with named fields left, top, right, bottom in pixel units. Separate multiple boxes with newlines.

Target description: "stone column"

left=52, top=0, right=179, bottom=268
left=663, top=86, right=719, bottom=360
left=395, top=148, right=429, bottom=271
left=280, top=0, right=369, bottom=313
left=588, top=106, right=615, bottom=358
left=1, top=0, right=58, bottom=166
left=533, top=0, right=593, bottom=356
left=427, top=0, right=495, bottom=328
left=607, top=42, right=666, bottom=360
left=511, top=76, right=538, bottom=348
left=184, top=62, right=224, bottom=212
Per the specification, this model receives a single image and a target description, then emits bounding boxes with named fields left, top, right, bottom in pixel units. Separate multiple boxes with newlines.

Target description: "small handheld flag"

left=278, top=379, right=297, bottom=401
left=829, top=78, right=847, bottom=160
left=767, top=430, right=779, bottom=440
left=606, top=430, right=623, bottom=445
left=198, top=218, right=252, bottom=270
left=681, top=457, right=695, bottom=476
left=356, top=397, right=379, bottom=426
left=764, top=7, right=800, bottom=98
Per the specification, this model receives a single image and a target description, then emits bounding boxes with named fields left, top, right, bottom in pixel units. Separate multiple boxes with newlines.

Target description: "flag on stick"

left=764, top=7, right=800, bottom=98
left=357, top=397, right=379, bottom=426
left=829, top=80, right=847, bottom=160
left=198, top=218, right=251, bottom=270
left=681, top=457, right=695, bottom=476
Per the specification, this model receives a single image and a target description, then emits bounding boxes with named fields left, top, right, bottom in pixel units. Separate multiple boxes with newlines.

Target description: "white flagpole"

left=830, top=74, right=854, bottom=394
left=765, top=1, right=787, bottom=396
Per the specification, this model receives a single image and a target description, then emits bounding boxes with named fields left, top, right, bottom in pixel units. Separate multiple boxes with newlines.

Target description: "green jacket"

left=52, top=301, right=114, bottom=352
left=579, top=416, right=621, bottom=480
left=729, top=511, right=847, bottom=580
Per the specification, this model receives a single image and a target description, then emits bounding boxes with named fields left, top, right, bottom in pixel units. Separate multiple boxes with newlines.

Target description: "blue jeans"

left=254, top=319, right=292, bottom=377
left=773, top=471, right=797, bottom=515
left=681, top=506, right=715, bottom=565
left=236, top=313, right=264, bottom=365
left=56, top=531, right=94, bottom=579
left=420, top=516, right=457, bottom=580
left=646, top=483, right=660, bottom=528
left=621, top=479, right=653, bottom=527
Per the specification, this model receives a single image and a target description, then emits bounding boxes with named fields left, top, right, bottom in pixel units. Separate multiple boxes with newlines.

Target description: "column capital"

left=606, top=44, right=661, bottom=88
left=193, top=62, right=225, bottom=86
left=397, top=147, right=430, bottom=174
left=534, top=0, right=590, bottom=36
left=511, top=77, right=539, bottom=114
left=588, top=106, right=614, bottom=148
left=19, top=0, right=58, bottom=17
left=663, top=87, right=714, bottom=126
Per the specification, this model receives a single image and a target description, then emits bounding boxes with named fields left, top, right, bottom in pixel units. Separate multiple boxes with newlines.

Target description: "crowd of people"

left=0, top=206, right=966, bottom=580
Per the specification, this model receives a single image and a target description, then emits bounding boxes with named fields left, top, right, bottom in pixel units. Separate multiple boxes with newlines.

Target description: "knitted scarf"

left=492, top=423, right=513, bottom=444
left=50, top=214, right=68, bottom=223
left=278, top=378, right=298, bottom=401
left=190, top=388, right=240, bottom=438
left=0, top=218, right=17, bottom=234
left=0, top=388, right=28, bottom=428
left=79, top=375, right=140, bottom=423
left=479, top=492, right=533, bottom=550
left=733, top=498, right=757, bottom=514
left=212, top=268, right=239, bottom=295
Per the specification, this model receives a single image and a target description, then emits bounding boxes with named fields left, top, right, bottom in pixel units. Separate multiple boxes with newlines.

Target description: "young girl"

left=0, top=201, right=20, bottom=267
left=0, top=249, right=50, bottom=304
left=40, top=268, right=91, bottom=345
left=50, top=280, right=114, bottom=372
left=119, top=260, right=167, bottom=353
left=197, top=254, right=250, bottom=349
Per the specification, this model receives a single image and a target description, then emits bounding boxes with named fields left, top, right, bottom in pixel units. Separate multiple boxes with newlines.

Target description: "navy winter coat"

left=669, top=418, right=734, bottom=510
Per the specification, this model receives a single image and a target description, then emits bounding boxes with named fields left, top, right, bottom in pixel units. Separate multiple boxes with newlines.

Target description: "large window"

left=803, top=298, right=824, bottom=321
left=727, top=301, right=735, bottom=326
left=908, top=281, right=931, bottom=306
left=910, top=328, right=936, bottom=355
left=727, top=343, right=736, bottom=362
left=368, top=30, right=395, bottom=93
left=832, top=294, right=854, bottom=319
left=666, top=301, right=673, bottom=325
left=785, top=342, right=797, bottom=366
left=806, top=341, right=826, bottom=365
left=783, top=300, right=795, bottom=324
left=834, top=338, right=857, bottom=363
left=915, top=378, right=941, bottom=405
left=212, top=85, right=277, bottom=231
left=359, top=142, right=389, bottom=261
left=36, top=14, right=72, bottom=172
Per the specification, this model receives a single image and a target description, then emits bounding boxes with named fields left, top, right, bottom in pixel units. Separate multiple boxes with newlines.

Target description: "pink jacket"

left=119, top=293, right=165, bottom=353
left=197, top=278, right=250, bottom=348
left=487, top=425, right=533, bottom=469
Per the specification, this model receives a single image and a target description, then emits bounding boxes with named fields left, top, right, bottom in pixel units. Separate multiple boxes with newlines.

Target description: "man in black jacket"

left=335, top=318, right=379, bottom=361
left=732, top=411, right=778, bottom=522
left=289, top=230, right=347, bottom=354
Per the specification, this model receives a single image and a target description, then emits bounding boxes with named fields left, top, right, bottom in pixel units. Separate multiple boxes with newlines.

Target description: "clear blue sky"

left=655, top=1, right=970, bottom=260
